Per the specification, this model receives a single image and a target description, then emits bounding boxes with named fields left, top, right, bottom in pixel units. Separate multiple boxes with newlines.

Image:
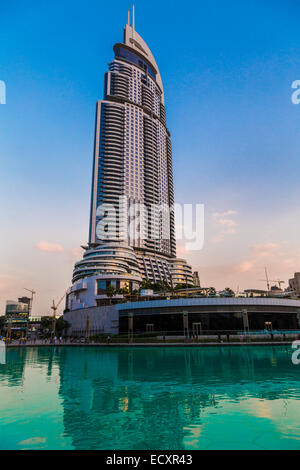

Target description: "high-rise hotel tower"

left=67, top=11, right=193, bottom=310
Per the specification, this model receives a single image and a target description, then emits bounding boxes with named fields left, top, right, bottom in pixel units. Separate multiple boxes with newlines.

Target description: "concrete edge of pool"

left=5, top=341, right=294, bottom=348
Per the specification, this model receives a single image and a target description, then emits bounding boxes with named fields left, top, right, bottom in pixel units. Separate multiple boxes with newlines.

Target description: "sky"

left=1, top=0, right=300, bottom=315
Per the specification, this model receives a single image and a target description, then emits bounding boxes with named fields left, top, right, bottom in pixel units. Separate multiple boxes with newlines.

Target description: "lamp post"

left=242, top=309, right=249, bottom=341
left=128, top=312, right=133, bottom=343
left=297, top=311, right=300, bottom=329
left=183, top=311, right=189, bottom=341
left=86, top=314, right=90, bottom=343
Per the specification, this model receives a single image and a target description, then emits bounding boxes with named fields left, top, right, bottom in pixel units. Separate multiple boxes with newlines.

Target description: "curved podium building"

left=66, top=14, right=193, bottom=311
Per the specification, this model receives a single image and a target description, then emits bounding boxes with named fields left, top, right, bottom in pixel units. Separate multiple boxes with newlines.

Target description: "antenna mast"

left=132, top=4, right=135, bottom=30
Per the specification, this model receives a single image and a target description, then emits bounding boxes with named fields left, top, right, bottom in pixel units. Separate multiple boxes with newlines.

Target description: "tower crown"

left=122, top=22, right=164, bottom=103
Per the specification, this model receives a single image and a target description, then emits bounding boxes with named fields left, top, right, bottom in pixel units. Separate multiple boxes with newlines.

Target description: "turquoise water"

left=1, top=345, right=300, bottom=450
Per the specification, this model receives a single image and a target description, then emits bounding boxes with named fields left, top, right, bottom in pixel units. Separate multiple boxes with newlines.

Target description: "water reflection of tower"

left=57, top=348, right=216, bottom=449
left=56, top=347, right=300, bottom=449
left=57, top=348, right=119, bottom=449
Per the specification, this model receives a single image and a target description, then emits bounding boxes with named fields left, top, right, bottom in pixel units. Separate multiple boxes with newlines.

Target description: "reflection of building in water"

left=0, top=348, right=27, bottom=386
left=57, top=346, right=299, bottom=449
left=0, top=341, right=5, bottom=365
left=0, top=347, right=64, bottom=387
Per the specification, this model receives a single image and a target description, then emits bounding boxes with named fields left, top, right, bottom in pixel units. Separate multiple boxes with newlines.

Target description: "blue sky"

left=1, top=0, right=300, bottom=314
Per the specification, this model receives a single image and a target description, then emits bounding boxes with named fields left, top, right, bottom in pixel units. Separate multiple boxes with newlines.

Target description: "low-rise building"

left=4, top=299, right=30, bottom=338
left=244, top=289, right=268, bottom=297
left=64, top=297, right=300, bottom=336
left=288, top=273, right=300, bottom=296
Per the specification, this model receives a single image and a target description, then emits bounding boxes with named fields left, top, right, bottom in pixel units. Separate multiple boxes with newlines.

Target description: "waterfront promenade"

left=3, top=338, right=297, bottom=348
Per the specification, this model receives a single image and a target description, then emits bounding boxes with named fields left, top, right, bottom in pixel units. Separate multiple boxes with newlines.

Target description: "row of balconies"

left=101, top=117, right=124, bottom=126
left=101, top=122, right=124, bottom=130
left=109, top=62, right=132, bottom=76
left=102, top=108, right=124, bottom=117
left=101, top=139, right=123, bottom=147
left=100, top=154, right=123, bottom=163
left=101, top=130, right=124, bottom=138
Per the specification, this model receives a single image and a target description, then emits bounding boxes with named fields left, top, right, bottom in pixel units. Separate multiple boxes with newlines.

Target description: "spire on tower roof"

left=132, top=4, right=135, bottom=31
left=127, top=5, right=135, bottom=28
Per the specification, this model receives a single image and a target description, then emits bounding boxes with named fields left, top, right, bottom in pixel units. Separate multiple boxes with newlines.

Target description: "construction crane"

left=271, top=279, right=285, bottom=289
left=259, top=268, right=285, bottom=291
left=24, top=288, right=36, bottom=315
left=261, top=267, right=271, bottom=292
left=51, top=293, right=66, bottom=340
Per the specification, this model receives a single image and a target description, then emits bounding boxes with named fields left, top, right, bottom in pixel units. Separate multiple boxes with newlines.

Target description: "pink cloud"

left=211, top=210, right=238, bottom=243
left=252, top=243, right=279, bottom=257
left=36, top=241, right=64, bottom=253
left=212, top=210, right=237, bottom=218
left=219, top=219, right=237, bottom=227
left=236, top=260, right=254, bottom=273
left=68, top=247, right=83, bottom=259
left=0, top=274, right=19, bottom=292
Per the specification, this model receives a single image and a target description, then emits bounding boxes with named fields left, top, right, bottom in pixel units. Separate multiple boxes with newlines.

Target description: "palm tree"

left=0, top=316, right=5, bottom=335
left=141, top=279, right=152, bottom=290
left=224, top=287, right=235, bottom=297
left=105, top=285, right=117, bottom=304
left=55, top=317, right=70, bottom=336
left=119, top=287, right=129, bottom=296
left=174, top=283, right=185, bottom=290
left=119, top=287, right=130, bottom=302
left=40, top=316, right=53, bottom=338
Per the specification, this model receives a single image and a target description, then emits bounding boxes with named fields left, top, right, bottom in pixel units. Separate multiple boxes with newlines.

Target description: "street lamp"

left=183, top=311, right=189, bottom=341
left=296, top=310, right=300, bottom=328
left=128, top=312, right=133, bottom=343
left=241, top=309, right=250, bottom=340
left=86, top=314, right=90, bottom=343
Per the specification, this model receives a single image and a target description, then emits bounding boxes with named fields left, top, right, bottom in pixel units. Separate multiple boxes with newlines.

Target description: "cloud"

left=212, top=210, right=238, bottom=243
left=232, top=241, right=293, bottom=280
left=212, top=210, right=237, bottom=218
left=219, top=218, right=237, bottom=227
left=251, top=243, right=279, bottom=257
left=36, top=241, right=64, bottom=253
left=0, top=274, right=19, bottom=292
left=233, top=243, right=281, bottom=274
left=236, top=260, right=254, bottom=273
left=68, top=247, right=83, bottom=259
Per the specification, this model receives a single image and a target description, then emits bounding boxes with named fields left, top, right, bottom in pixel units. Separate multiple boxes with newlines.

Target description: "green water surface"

left=1, top=345, right=300, bottom=450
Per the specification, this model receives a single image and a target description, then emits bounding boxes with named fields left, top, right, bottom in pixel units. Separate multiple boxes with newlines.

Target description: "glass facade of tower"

left=89, top=31, right=176, bottom=258
left=67, top=21, right=193, bottom=311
